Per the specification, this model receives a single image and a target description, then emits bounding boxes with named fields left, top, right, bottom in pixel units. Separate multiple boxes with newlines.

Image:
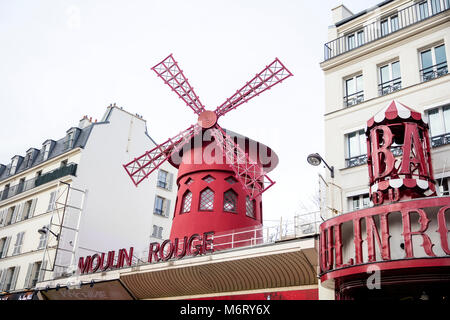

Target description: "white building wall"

left=72, top=107, right=178, bottom=263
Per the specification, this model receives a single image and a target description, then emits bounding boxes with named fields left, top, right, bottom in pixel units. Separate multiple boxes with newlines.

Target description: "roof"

left=0, top=124, right=94, bottom=183
left=335, top=0, right=395, bottom=27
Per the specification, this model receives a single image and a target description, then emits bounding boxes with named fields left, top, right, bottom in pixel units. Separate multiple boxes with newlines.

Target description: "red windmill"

left=123, top=54, right=292, bottom=247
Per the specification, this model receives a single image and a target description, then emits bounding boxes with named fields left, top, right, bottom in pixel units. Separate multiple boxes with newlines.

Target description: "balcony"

left=379, top=78, right=402, bottom=96
left=345, top=146, right=403, bottom=168
left=430, top=133, right=450, bottom=148
left=420, top=63, right=448, bottom=82
left=0, top=163, right=77, bottom=202
left=344, top=91, right=364, bottom=107
left=324, top=0, right=450, bottom=61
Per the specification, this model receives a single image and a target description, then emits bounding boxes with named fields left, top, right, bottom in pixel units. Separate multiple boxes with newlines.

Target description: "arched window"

left=199, top=188, right=214, bottom=211
left=246, top=196, right=255, bottom=218
left=223, top=189, right=238, bottom=213
left=181, top=190, right=192, bottom=213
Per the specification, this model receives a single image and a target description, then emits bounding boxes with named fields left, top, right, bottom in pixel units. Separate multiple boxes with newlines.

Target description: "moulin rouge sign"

left=320, top=101, right=450, bottom=278
left=78, top=232, right=214, bottom=274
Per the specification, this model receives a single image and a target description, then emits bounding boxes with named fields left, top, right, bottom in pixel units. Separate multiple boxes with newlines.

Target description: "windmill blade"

left=123, top=124, right=201, bottom=186
left=152, top=54, right=206, bottom=115
left=210, top=125, right=275, bottom=200
left=214, top=58, right=293, bottom=118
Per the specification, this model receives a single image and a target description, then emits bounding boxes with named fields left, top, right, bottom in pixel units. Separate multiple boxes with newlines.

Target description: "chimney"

left=79, top=115, right=93, bottom=129
left=331, top=4, right=353, bottom=25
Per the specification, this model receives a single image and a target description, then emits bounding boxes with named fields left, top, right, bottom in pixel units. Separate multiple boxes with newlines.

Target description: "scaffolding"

left=40, top=181, right=86, bottom=281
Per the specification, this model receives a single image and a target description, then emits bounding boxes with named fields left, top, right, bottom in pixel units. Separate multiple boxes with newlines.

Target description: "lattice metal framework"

left=202, top=175, right=215, bottom=183
left=123, top=54, right=293, bottom=200
left=246, top=196, right=255, bottom=218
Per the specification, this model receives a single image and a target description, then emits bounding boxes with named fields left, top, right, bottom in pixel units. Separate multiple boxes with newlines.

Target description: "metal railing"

left=431, top=132, right=450, bottom=147
left=0, top=163, right=77, bottom=202
left=324, top=0, right=450, bottom=61
left=345, top=146, right=402, bottom=168
left=379, top=78, right=402, bottom=96
left=137, top=211, right=321, bottom=266
left=344, top=91, right=364, bottom=107
left=420, top=63, right=448, bottom=82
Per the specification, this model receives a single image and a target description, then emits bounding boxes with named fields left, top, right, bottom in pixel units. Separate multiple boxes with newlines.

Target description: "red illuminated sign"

left=78, top=231, right=214, bottom=274
left=319, top=199, right=450, bottom=279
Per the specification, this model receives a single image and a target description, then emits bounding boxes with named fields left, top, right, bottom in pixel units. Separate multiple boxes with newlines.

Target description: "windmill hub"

left=197, top=110, right=217, bottom=129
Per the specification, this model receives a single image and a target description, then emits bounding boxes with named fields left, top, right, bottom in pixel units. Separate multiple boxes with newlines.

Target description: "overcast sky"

left=0, top=0, right=381, bottom=224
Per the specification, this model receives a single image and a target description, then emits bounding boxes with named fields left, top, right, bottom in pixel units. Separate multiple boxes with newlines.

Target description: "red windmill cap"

left=366, top=100, right=425, bottom=132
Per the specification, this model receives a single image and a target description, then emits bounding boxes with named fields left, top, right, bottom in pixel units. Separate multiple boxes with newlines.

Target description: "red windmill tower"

left=123, top=54, right=292, bottom=249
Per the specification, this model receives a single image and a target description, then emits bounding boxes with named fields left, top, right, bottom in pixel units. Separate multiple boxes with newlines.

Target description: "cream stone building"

left=320, top=0, right=450, bottom=216
left=0, top=105, right=177, bottom=294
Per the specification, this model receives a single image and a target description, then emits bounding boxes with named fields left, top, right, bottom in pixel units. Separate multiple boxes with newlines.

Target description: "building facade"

left=319, top=0, right=450, bottom=300
left=0, top=105, right=177, bottom=295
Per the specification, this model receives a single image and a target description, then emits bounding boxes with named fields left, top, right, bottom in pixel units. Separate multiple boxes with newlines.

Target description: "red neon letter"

left=202, top=231, right=214, bottom=254
left=78, top=256, right=92, bottom=274
left=370, top=126, right=395, bottom=179
left=365, top=213, right=391, bottom=262
left=437, top=206, right=450, bottom=255
left=148, top=242, right=160, bottom=263
left=399, top=123, right=428, bottom=176
left=401, top=209, right=435, bottom=258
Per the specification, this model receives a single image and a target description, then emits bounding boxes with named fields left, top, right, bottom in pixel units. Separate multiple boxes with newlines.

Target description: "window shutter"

left=0, top=269, right=6, bottom=291
left=153, top=196, right=158, bottom=214
left=11, top=206, right=19, bottom=224
left=29, top=198, right=38, bottom=218
left=0, top=209, right=6, bottom=227
left=48, top=191, right=56, bottom=212
left=10, top=266, right=20, bottom=291
left=15, top=203, right=25, bottom=223
left=168, top=173, right=174, bottom=191
left=1, top=236, right=11, bottom=258
left=37, top=260, right=47, bottom=282
left=24, top=263, right=34, bottom=289
left=164, top=199, right=171, bottom=217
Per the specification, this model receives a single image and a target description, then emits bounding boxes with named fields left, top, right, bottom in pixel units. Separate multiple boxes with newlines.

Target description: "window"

left=154, top=196, right=164, bottom=215
left=431, top=0, right=441, bottom=14
left=5, top=206, right=15, bottom=226
left=418, top=1, right=429, bottom=20
left=379, top=61, right=401, bottom=96
left=223, top=190, right=238, bottom=213
left=199, top=188, right=214, bottom=211
left=390, top=15, right=399, bottom=32
left=427, top=105, right=450, bottom=147
left=345, top=129, right=367, bottom=167
left=10, top=157, right=19, bottom=175
left=185, top=178, right=194, bottom=186
left=181, top=190, right=192, bottom=213
left=65, top=130, right=75, bottom=150
left=202, top=175, right=215, bottom=183
left=346, top=30, right=364, bottom=50
left=25, top=261, right=42, bottom=289
left=1, top=184, right=10, bottom=201
left=1, top=266, right=19, bottom=292
left=349, top=194, right=370, bottom=211
left=420, top=44, right=448, bottom=81
left=25, top=151, right=34, bottom=168
left=12, top=232, right=25, bottom=255
left=0, top=237, right=9, bottom=258
left=42, top=143, right=51, bottom=161
left=157, top=170, right=168, bottom=189
left=152, top=225, right=163, bottom=239
left=344, top=74, right=364, bottom=107
left=380, top=19, right=389, bottom=37
left=245, top=196, right=255, bottom=218
left=437, top=177, right=449, bottom=195
left=225, top=176, right=238, bottom=184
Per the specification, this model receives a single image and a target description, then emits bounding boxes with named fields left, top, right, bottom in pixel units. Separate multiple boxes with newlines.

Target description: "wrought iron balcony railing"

left=345, top=146, right=403, bottom=168
left=324, top=0, right=450, bottom=61
left=420, top=63, right=448, bottom=82
left=431, top=132, right=450, bottom=148
left=379, top=78, right=402, bottom=96
left=344, top=91, right=364, bottom=107
left=0, top=163, right=77, bottom=202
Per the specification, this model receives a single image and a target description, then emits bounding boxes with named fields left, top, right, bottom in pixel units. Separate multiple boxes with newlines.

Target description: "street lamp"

left=38, top=226, right=59, bottom=240
left=307, top=153, right=334, bottom=178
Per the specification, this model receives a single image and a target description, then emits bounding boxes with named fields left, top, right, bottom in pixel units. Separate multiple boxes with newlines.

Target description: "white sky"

left=0, top=0, right=381, bottom=224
